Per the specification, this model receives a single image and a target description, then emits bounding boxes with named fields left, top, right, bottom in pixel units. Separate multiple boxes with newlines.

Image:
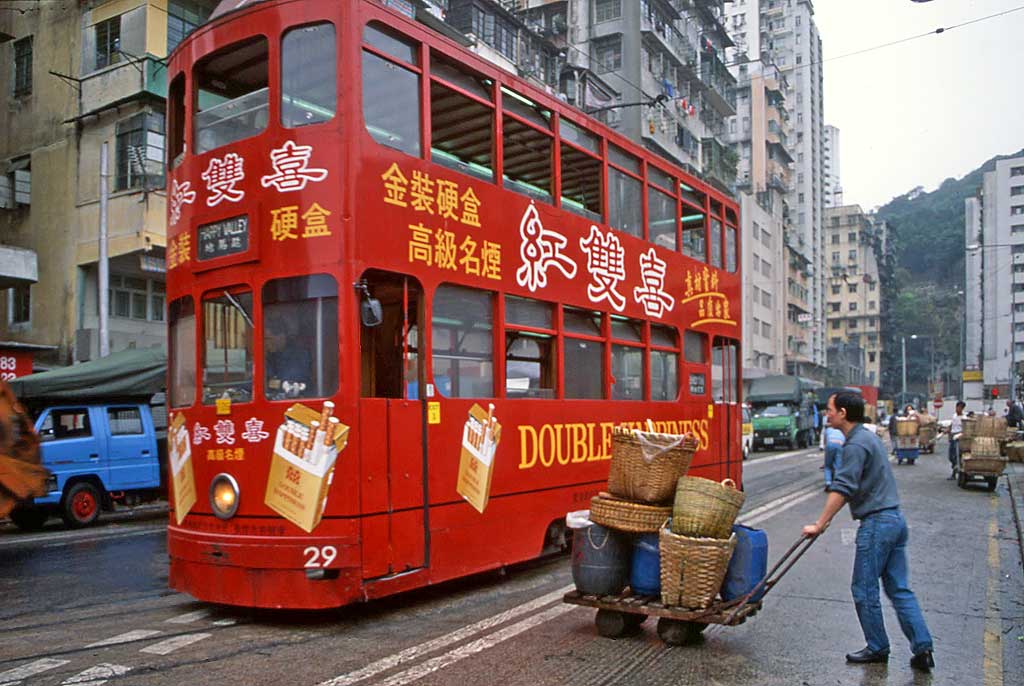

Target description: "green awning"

left=10, top=348, right=166, bottom=402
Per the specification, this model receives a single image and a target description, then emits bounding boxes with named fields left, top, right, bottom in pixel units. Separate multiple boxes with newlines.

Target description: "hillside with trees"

left=874, top=148, right=1024, bottom=398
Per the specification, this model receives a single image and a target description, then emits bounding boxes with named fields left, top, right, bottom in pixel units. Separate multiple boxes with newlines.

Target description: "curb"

left=1006, top=463, right=1024, bottom=572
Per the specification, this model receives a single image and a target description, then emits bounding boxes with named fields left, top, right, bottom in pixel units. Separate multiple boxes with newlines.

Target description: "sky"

left=813, top=0, right=1024, bottom=211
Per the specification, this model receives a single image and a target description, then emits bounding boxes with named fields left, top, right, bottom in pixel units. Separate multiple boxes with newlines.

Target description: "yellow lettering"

left=539, top=425, right=556, bottom=467
left=570, top=423, right=589, bottom=463
left=699, top=420, right=711, bottom=451
left=595, top=422, right=615, bottom=461
left=518, top=425, right=538, bottom=470
left=553, top=424, right=569, bottom=466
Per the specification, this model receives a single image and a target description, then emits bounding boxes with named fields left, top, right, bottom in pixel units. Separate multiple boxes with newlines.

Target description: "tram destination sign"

left=198, top=215, right=249, bottom=261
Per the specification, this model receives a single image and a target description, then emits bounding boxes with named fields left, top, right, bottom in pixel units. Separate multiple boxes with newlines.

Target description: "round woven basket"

left=659, top=525, right=737, bottom=609
left=671, top=476, right=745, bottom=540
left=590, top=494, right=672, bottom=533
left=607, top=429, right=699, bottom=504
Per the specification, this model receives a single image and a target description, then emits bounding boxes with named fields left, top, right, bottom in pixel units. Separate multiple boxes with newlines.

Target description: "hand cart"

left=563, top=534, right=817, bottom=646
left=895, top=436, right=920, bottom=465
left=956, top=451, right=1005, bottom=491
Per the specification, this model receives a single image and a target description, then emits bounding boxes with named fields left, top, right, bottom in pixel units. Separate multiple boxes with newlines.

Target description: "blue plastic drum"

left=629, top=533, right=661, bottom=597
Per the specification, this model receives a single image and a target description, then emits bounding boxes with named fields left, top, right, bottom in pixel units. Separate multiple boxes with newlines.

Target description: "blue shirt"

left=829, top=423, right=900, bottom=520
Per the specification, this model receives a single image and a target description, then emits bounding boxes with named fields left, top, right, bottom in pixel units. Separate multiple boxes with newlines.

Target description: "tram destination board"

left=198, top=215, right=249, bottom=261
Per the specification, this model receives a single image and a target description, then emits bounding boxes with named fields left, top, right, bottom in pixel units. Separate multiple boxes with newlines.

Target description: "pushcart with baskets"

left=564, top=534, right=817, bottom=646
left=894, top=416, right=920, bottom=465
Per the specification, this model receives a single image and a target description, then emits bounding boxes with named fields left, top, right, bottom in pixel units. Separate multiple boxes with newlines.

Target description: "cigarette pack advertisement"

left=264, top=401, right=350, bottom=533
left=456, top=403, right=501, bottom=514
left=169, top=413, right=196, bottom=525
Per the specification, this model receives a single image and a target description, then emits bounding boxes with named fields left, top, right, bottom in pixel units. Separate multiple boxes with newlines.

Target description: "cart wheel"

left=896, top=458, right=903, bottom=465
left=624, top=613, right=647, bottom=629
left=986, top=477, right=998, bottom=492
left=908, top=460, right=916, bottom=466
left=595, top=609, right=633, bottom=638
left=656, top=618, right=705, bottom=646
left=957, top=469, right=968, bottom=489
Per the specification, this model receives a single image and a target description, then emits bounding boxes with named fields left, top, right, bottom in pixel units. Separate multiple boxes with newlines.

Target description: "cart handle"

left=721, top=533, right=818, bottom=624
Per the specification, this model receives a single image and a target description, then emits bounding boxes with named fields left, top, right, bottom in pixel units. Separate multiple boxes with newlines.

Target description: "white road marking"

left=746, top=448, right=815, bottom=466
left=166, top=609, right=210, bottom=624
left=211, top=619, right=236, bottom=627
left=741, top=487, right=821, bottom=528
left=60, top=663, right=131, bottom=686
left=0, top=658, right=70, bottom=685
left=86, top=629, right=163, bottom=648
left=317, top=585, right=573, bottom=686
left=140, top=632, right=211, bottom=656
left=738, top=484, right=820, bottom=524
left=375, top=605, right=573, bottom=686
left=0, top=524, right=165, bottom=549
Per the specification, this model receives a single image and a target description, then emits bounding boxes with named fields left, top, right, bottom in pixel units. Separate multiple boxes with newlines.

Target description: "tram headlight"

left=209, top=473, right=240, bottom=519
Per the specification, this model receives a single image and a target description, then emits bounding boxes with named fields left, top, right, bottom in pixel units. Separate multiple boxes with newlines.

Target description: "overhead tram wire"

left=554, top=3, right=1024, bottom=117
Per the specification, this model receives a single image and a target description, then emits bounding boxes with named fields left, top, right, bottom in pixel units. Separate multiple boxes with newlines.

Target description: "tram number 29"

left=303, top=545, right=337, bottom=568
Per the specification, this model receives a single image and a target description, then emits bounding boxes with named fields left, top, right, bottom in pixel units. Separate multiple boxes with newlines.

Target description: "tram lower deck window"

left=202, top=289, right=253, bottom=405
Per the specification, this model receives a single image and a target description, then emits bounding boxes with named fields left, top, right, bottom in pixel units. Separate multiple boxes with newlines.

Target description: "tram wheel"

left=595, top=609, right=632, bottom=638
left=656, top=618, right=705, bottom=646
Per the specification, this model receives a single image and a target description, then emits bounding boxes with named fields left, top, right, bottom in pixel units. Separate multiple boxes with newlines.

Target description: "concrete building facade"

left=965, top=155, right=1024, bottom=399
left=824, top=204, right=886, bottom=385
left=823, top=123, right=842, bottom=208
left=0, top=0, right=216, bottom=367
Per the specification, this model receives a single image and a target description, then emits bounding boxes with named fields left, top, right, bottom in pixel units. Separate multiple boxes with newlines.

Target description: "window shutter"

left=0, top=176, right=12, bottom=209
left=14, top=170, right=31, bottom=205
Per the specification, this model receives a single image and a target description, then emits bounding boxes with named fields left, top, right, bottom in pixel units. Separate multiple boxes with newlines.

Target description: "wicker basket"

left=962, top=455, right=1007, bottom=475
left=976, top=416, right=1008, bottom=438
left=671, top=477, right=745, bottom=540
left=659, top=524, right=736, bottom=609
left=895, top=417, right=919, bottom=436
left=607, top=428, right=699, bottom=504
left=590, top=494, right=673, bottom=533
left=972, top=436, right=1001, bottom=457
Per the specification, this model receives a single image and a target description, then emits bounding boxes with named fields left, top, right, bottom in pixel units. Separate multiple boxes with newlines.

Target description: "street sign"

left=797, top=313, right=813, bottom=323
left=933, top=399, right=943, bottom=409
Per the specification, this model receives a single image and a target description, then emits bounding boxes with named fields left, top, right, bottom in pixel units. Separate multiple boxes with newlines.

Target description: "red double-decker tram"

left=165, top=0, right=742, bottom=609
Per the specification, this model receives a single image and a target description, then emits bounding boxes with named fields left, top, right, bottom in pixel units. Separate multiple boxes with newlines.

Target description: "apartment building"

left=964, top=155, right=1024, bottom=399
left=823, top=124, right=841, bottom=208
left=0, top=0, right=216, bottom=366
left=824, top=204, right=886, bottom=385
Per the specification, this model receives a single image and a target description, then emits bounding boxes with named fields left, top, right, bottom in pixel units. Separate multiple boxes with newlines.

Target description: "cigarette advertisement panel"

left=456, top=403, right=502, bottom=513
left=169, top=412, right=196, bottom=525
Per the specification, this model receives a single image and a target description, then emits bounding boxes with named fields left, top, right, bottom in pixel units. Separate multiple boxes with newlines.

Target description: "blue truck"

left=7, top=349, right=167, bottom=530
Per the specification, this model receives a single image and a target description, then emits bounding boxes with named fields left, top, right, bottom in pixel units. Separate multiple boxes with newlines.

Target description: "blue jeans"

left=948, top=438, right=959, bottom=470
left=852, top=509, right=933, bottom=655
left=824, top=443, right=842, bottom=487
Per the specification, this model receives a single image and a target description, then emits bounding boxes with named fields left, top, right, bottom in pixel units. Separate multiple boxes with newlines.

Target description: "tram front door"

left=358, top=270, right=427, bottom=579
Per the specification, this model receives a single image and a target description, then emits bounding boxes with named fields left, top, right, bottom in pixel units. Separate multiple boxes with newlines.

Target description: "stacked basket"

left=659, top=476, right=746, bottom=609
left=590, top=427, right=698, bottom=534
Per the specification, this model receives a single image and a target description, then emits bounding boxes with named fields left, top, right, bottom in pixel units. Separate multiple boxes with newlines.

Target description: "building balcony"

left=767, top=172, right=789, bottom=194
left=761, top=1, right=784, bottom=18
left=701, top=137, right=738, bottom=189
left=698, top=50, right=737, bottom=115
left=80, top=56, right=167, bottom=117
left=0, top=245, right=38, bottom=289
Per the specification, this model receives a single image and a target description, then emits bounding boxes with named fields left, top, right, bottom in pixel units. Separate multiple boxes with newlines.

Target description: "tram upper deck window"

left=263, top=275, right=338, bottom=401
left=430, top=53, right=494, bottom=181
left=167, top=74, right=185, bottom=169
left=169, top=296, right=196, bottom=408
left=363, top=23, right=421, bottom=157
left=202, top=289, right=254, bottom=405
left=608, top=145, right=642, bottom=238
left=281, top=23, right=336, bottom=128
left=560, top=119, right=601, bottom=221
left=681, top=181, right=707, bottom=262
left=194, top=36, right=269, bottom=155
left=502, top=88, right=552, bottom=203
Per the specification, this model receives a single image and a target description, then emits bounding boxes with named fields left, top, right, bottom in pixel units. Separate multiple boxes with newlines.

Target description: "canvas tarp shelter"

left=10, top=348, right=167, bottom=401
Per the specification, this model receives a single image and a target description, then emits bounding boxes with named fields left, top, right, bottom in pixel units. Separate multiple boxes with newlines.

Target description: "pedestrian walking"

left=1005, top=399, right=1022, bottom=428
left=948, top=401, right=966, bottom=480
left=802, top=391, right=935, bottom=672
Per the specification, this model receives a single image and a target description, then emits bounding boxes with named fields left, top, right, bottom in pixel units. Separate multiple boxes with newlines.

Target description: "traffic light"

left=992, top=387, right=1000, bottom=398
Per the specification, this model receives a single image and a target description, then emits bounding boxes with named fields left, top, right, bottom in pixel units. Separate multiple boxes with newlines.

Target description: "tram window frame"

left=505, top=295, right=556, bottom=399
left=430, top=53, right=495, bottom=182
left=563, top=306, right=605, bottom=399
left=169, top=295, right=196, bottom=408
left=709, top=217, right=724, bottom=268
left=362, top=23, right=421, bottom=157
left=648, top=183, right=677, bottom=251
left=193, top=35, right=269, bottom=155
left=201, top=287, right=254, bottom=406
left=610, top=316, right=644, bottom=401
left=432, top=284, right=494, bottom=399
left=262, top=274, right=339, bottom=402
left=725, top=223, right=738, bottom=273
left=650, top=324, right=680, bottom=402
left=502, top=88, right=553, bottom=204
left=560, top=118, right=602, bottom=221
left=608, top=144, right=643, bottom=238
left=281, top=22, right=337, bottom=129
left=167, top=73, right=186, bottom=169
left=684, top=330, right=708, bottom=397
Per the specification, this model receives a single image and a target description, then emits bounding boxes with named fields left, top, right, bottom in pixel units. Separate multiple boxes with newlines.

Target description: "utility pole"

left=901, top=335, right=907, bottom=408
left=958, top=289, right=965, bottom=399
left=99, top=142, right=110, bottom=358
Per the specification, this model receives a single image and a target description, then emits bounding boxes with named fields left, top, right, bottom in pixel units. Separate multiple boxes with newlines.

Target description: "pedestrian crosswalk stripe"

left=212, top=619, right=236, bottom=627
left=140, top=633, right=211, bottom=656
left=86, top=629, right=163, bottom=648
left=60, top=663, right=131, bottom=686
left=0, top=658, right=70, bottom=685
